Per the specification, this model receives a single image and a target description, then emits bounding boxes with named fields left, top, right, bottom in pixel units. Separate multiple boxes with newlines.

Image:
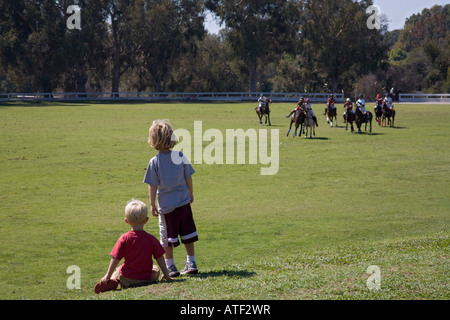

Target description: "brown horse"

left=255, top=97, right=272, bottom=126
left=374, top=104, right=383, bottom=126
left=286, top=107, right=305, bottom=138
left=345, top=111, right=356, bottom=133
left=355, top=106, right=373, bottom=133
left=324, top=105, right=338, bottom=127
left=382, top=103, right=395, bottom=127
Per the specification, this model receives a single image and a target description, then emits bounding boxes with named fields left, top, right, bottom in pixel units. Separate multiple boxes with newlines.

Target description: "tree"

left=206, top=0, right=300, bottom=92
left=170, top=34, right=245, bottom=92
left=127, top=0, right=205, bottom=92
left=388, top=4, right=450, bottom=92
left=0, top=0, right=67, bottom=92
left=105, top=0, right=135, bottom=95
left=60, top=0, right=109, bottom=93
left=299, top=0, right=388, bottom=95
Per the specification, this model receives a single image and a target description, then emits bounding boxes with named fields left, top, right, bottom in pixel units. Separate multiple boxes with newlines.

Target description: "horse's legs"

left=267, top=114, right=271, bottom=126
left=287, top=121, right=293, bottom=136
left=257, top=112, right=263, bottom=125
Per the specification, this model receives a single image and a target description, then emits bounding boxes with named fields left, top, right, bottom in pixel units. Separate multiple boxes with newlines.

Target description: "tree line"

left=0, top=0, right=448, bottom=97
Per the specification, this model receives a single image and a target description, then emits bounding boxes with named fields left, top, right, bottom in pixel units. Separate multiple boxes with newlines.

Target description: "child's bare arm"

left=156, top=256, right=174, bottom=281
left=100, top=257, right=120, bottom=284
left=185, top=176, right=194, bottom=203
left=149, top=184, right=159, bottom=216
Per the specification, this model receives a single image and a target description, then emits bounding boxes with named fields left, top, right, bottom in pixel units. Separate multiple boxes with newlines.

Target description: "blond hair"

left=148, top=120, right=177, bottom=150
left=125, top=199, right=148, bottom=225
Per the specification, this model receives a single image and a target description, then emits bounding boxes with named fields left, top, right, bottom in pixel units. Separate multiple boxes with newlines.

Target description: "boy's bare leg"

left=184, top=242, right=195, bottom=256
left=164, top=246, right=174, bottom=259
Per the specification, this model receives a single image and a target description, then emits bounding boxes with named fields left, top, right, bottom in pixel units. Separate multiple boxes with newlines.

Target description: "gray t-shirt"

left=143, top=151, right=195, bottom=214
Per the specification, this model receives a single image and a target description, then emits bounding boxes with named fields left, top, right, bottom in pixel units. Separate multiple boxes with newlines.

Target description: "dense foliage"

left=0, top=1, right=448, bottom=94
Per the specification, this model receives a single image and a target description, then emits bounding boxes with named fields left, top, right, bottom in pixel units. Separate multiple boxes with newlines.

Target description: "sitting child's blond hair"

left=125, top=199, right=148, bottom=225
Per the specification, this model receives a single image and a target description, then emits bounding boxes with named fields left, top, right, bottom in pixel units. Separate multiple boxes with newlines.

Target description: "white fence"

left=1, top=91, right=449, bottom=103
left=0, top=92, right=343, bottom=103
left=399, top=93, right=450, bottom=103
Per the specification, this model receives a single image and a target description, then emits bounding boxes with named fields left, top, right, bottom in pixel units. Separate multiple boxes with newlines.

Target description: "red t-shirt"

left=111, top=230, right=165, bottom=280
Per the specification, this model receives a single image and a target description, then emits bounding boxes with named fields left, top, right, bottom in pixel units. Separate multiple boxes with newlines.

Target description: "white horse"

left=304, top=112, right=315, bottom=139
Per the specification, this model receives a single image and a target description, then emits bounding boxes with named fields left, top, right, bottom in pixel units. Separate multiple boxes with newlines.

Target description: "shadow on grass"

left=353, top=131, right=385, bottom=136
left=195, top=269, right=256, bottom=279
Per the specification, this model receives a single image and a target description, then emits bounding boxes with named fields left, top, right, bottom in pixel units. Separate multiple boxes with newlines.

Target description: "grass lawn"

left=0, top=101, right=448, bottom=300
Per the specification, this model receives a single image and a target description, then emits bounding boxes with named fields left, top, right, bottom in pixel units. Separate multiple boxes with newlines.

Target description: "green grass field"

left=0, top=101, right=448, bottom=300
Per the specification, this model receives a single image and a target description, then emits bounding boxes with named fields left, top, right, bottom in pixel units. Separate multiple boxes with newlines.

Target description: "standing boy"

left=144, top=120, right=199, bottom=277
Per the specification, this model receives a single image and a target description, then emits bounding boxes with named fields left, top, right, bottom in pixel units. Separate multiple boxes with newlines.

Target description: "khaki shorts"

left=112, top=266, right=160, bottom=289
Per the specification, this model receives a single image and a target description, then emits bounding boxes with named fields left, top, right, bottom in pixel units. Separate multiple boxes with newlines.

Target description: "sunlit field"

left=0, top=101, right=448, bottom=300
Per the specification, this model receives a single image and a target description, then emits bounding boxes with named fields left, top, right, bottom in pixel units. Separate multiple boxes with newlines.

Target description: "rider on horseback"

left=297, top=97, right=306, bottom=109
left=375, top=94, right=383, bottom=108
left=343, top=97, right=354, bottom=115
left=384, top=94, right=394, bottom=111
left=306, top=98, right=318, bottom=127
left=258, top=94, right=267, bottom=111
left=328, top=94, right=336, bottom=109
left=356, top=94, right=367, bottom=120
left=324, top=94, right=336, bottom=115
left=287, top=103, right=302, bottom=119
left=343, top=97, right=355, bottom=121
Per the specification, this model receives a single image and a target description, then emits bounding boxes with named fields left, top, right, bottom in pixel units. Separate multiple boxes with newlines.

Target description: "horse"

left=374, top=104, right=383, bottom=126
left=286, top=107, right=305, bottom=138
left=382, top=102, right=396, bottom=127
left=355, top=106, right=372, bottom=133
left=255, top=97, right=272, bottom=126
left=345, top=111, right=356, bottom=133
left=304, top=110, right=315, bottom=139
left=324, top=105, right=338, bottom=127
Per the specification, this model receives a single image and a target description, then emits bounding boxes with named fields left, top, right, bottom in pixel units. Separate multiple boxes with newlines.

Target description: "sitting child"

left=95, top=199, right=173, bottom=293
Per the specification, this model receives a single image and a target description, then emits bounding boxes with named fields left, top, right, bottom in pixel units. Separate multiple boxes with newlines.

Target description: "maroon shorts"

left=159, top=204, right=198, bottom=247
